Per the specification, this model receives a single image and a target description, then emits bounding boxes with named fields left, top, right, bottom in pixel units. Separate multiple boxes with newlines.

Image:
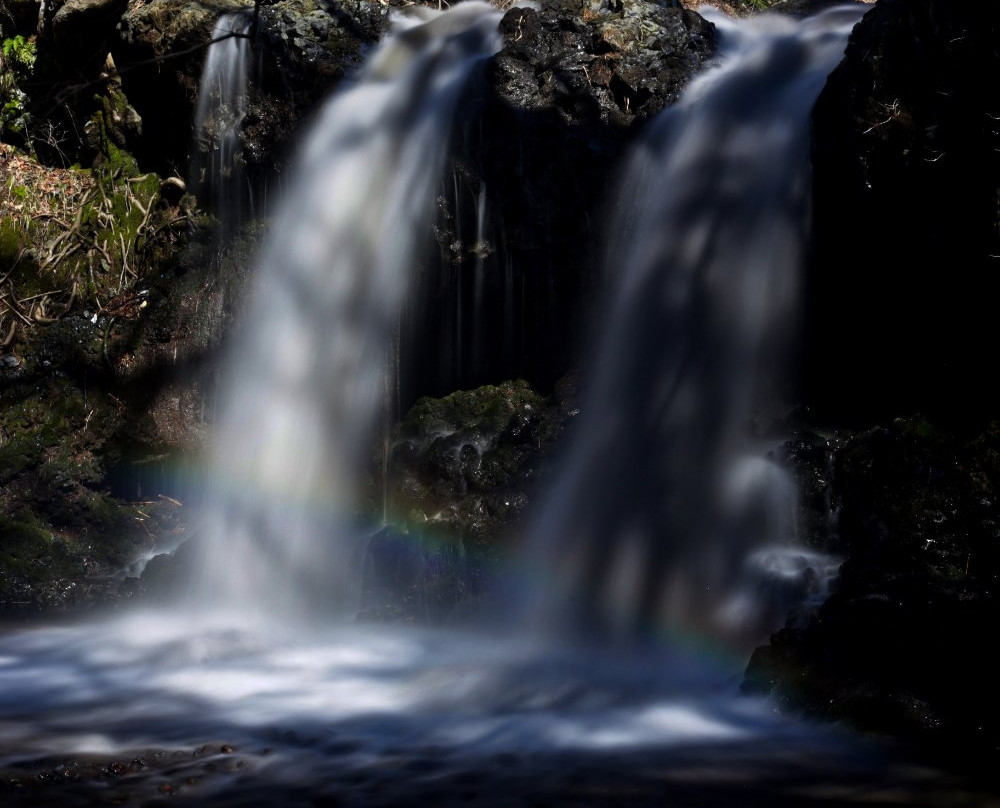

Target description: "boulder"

left=386, top=378, right=575, bottom=548
left=2, top=0, right=42, bottom=31
left=49, top=0, right=128, bottom=77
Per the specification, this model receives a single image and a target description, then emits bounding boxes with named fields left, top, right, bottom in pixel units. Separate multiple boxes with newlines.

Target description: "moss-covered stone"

left=0, top=508, right=129, bottom=609
left=0, top=144, right=205, bottom=613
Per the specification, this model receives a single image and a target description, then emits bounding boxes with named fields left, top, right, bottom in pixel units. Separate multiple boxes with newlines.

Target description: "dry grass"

left=0, top=144, right=188, bottom=347
left=0, top=143, right=94, bottom=222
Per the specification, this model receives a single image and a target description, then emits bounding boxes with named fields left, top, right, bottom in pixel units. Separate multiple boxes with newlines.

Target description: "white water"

left=4, top=5, right=986, bottom=807
left=4, top=616, right=969, bottom=807
left=525, top=5, right=864, bottom=645
left=190, top=2, right=506, bottom=620
left=192, top=12, right=255, bottom=234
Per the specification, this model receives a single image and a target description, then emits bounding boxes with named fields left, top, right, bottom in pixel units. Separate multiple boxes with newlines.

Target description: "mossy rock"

left=386, top=379, right=573, bottom=548
left=400, top=379, right=548, bottom=440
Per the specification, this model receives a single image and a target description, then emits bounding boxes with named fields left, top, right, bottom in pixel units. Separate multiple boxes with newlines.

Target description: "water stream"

left=525, top=4, right=864, bottom=646
left=191, top=12, right=256, bottom=238
left=1, top=4, right=993, bottom=806
left=189, top=2, right=507, bottom=620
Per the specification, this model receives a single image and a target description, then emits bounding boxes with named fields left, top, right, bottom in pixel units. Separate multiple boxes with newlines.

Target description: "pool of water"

left=0, top=613, right=993, bottom=807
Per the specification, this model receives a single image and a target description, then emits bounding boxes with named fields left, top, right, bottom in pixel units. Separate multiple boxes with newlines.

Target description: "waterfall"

left=524, top=6, right=864, bottom=644
left=191, top=12, right=255, bottom=237
left=190, top=2, right=505, bottom=621
left=6, top=7, right=986, bottom=805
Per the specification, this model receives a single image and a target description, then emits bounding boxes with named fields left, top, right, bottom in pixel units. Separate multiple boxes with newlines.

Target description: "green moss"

left=0, top=514, right=77, bottom=597
left=401, top=380, right=545, bottom=438
left=0, top=514, right=50, bottom=565
left=0, top=379, right=97, bottom=483
left=0, top=216, right=20, bottom=264
left=0, top=214, right=35, bottom=272
left=0, top=441, right=35, bottom=484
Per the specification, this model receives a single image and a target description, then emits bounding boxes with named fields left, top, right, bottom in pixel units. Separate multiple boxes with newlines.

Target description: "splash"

left=190, top=2, right=506, bottom=622
left=524, top=6, right=865, bottom=644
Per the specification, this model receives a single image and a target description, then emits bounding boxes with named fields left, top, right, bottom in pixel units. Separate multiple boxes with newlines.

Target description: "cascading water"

left=4, top=5, right=989, bottom=807
left=525, top=5, right=864, bottom=645
left=191, top=12, right=256, bottom=237
left=190, top=2, right=506, bottom=620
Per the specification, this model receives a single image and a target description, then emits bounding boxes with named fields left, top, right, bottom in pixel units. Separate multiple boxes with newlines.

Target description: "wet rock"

left=389, top=379, right=568, bottom=535
left=492, top=0, right=712, bottom=124
left=112, top=0, right=241, bottom=173
left=365, top=379, right=574, bottom=619
left=141, top=539, right=196, bottom=601
left=402, top=0, right=716, bottom=400
left=745, top=416, right=1000, bottom=762
left=114, top=0, right=387, bottom=177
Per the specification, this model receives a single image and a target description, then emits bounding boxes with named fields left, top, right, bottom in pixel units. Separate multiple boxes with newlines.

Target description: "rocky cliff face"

left=5, top=0, right=1000, bottom=768
left=805, top=0, right=1000, bottom=427
left=114, top=0, right=387, bottom=177
left=401, top=0, right=716, bottom=402
left=746, top=0, right=1000, bottom=762
left=2, top=0, right=716, bottom=609
left=747, top=416, right=1000, bottom=763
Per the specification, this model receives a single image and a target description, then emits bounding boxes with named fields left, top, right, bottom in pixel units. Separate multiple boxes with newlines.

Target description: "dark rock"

left=390, top=379, right=567, bottom=537
left=805, top=0, right=1000, bottom=427
left=141, top=539, right=195, bottom=601
left=400, top=0, right=716, bottom=402
left=114, top=0, right=387, bottom=179
left=745, top=416, right=1000, bottom=763
left=2, top=0, right=41, bottom=30
left=17, top=0, right=153, bottom=168
left=366, top=379, right=575, bottom=620
left=49, top=0, right=129, bottom=78
left=112, top=0, right=241, bottom=174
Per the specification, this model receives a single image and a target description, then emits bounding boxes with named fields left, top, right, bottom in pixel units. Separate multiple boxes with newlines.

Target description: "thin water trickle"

left=192, top=12, right=256, bottom=236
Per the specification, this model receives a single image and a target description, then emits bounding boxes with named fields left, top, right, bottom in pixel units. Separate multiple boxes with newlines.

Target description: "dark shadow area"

left=803, top=0, right=1000, bottom=430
